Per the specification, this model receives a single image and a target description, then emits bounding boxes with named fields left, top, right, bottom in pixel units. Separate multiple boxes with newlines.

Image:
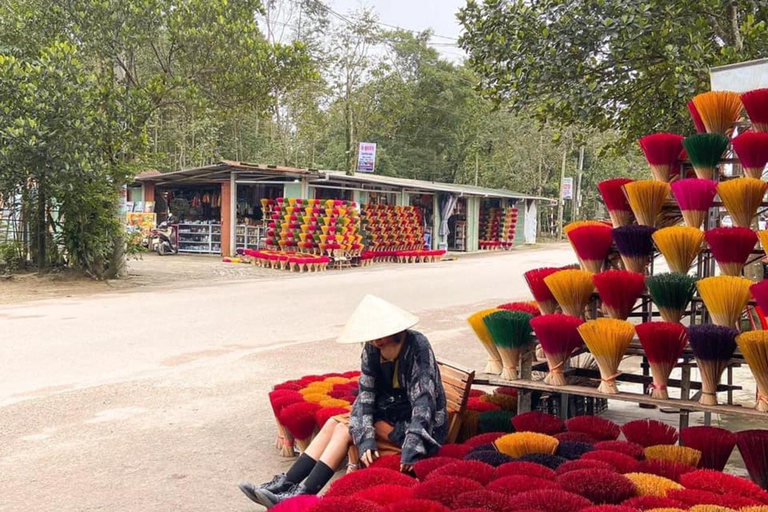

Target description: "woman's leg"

left=318, top=422, right=352, bottom=470
left=302, top=418, right=337, bottom=460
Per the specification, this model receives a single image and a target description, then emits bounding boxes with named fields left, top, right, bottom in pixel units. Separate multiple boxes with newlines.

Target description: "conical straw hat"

left=337, top=295, right=419, bottom=344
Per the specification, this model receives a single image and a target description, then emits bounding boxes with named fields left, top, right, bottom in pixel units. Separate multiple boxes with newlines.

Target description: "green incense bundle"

left=682, top=133, right=729, bottom=180
left=483, top=310, right=534, bottom=380
left=646, top=272, right=698, bottom=323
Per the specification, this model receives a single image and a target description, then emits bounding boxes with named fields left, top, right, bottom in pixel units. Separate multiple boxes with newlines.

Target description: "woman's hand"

left=361, top=449, right=379, bottom=467
left=400, top=463, right=413, bottom=474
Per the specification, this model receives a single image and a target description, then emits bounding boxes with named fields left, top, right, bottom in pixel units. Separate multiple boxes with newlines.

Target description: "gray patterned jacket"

left=349, top=330, right=448, bottom=465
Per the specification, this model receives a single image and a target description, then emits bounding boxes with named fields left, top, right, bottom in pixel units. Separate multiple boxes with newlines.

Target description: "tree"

left=458, top=0, right=768, bottom=146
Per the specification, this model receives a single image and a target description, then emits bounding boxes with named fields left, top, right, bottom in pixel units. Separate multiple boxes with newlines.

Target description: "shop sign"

left=561, top=177, right=573, bottom=200
left=357, top=142, right=377, bottom=173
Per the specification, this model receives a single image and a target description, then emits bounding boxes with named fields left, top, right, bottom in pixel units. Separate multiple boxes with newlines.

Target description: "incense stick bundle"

left=697, top=276, right=753, bottom=328
left=468, top=308, right=504, bottom=374
left=544, top=269, right=595, bottom=318
left=567, top=224, right=614, bottom=273
left=704, top=227, right=758, bottom=277
left=644, top=445, right=702, bottom=468
left=737, top=429, right=768, bottom=490
left=598, top=178, right=635, bottom=227
left=732, top=131, right=768, bottom=179
left=682, top=134, right=729, bottom=180
left=577, top=318, right=635, bottom=394
left=592, top=270, right=646, bottom=320
left=624, top=180, right=671, bottom=227
left=670, top=179, right=718, bottom=229
left=680, top=426, right=737, bottom=471
left=530, top=314, right=585, bottom=386
left=688, top=101, right=708, bottom=134
left=646, top=273, right=697, bottom=323
left=612, top=225, right=656, bottom=273
left=484, top=309, right=534, bottom=380
left=525, top=267, right=561, bottom=315
left=640, top=133, right=685, bottom=182
left=653, top=226, right=705, bottom=274
left=635, top=322, right=689, bottom=399
left=741, top=88, right=768, bottom=132
left=736, top=330, right=768, bottom=413
left=564, top=220, right=611, bottom=235
left=717, top=178, right=767, bottom=228
left=692, top=91, right=743, bottom=135
left=751, top=280, right=768, bottom=316
left=687, top=324, right=738, bottom=406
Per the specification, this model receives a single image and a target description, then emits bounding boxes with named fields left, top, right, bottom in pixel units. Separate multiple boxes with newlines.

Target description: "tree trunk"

left=345, top=72, right=354, bottom=175
left=728, top=1, right=743, bottom=52
left=36, top=180, right=47, bottom=273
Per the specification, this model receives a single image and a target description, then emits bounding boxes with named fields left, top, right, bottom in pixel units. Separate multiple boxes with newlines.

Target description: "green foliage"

left=458, top=0, right=768, bottom=146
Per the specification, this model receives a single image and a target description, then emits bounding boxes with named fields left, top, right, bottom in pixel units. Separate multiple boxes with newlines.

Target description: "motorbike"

left=149, top=215, right=179, bottom=255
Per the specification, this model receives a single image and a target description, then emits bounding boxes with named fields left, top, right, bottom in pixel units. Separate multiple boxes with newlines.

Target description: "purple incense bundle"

left=612, top=225, right=657, bottom=273
left=687, top=324, right=738, bottom=406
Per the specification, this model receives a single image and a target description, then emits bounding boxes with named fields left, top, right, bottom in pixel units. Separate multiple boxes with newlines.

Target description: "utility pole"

left=574, top=146, right=584, bottom=221
left=557, top=147, right=567, bottom=240
left=474, top=152, right=479, bottom=186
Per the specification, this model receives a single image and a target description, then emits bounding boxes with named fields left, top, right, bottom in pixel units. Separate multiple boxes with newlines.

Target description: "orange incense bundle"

left=688, top=101, right=707, bottom=134
left=692, top=91, right=743, bottom=135
left=704, top=227, right=758, bottom=277
left=732, top=132, right=768, bottom=179
left=717, top=178, right=767, bottom=228
left=639, top=133, right=685, bottom=182
left=592, top=270, right=646, bottom=320
left=635, top=322, right=688, bottom=399
left=530, top=314, right=584, bottom=386
left=598, top=178, right=635, bottom=227
left=566, top=224, right=614, bottom=273
left=525, top=267, right=561, bottom=314
left=741, top=88, right=768, bottom=132
left=670, top=179, right=718, bottom=229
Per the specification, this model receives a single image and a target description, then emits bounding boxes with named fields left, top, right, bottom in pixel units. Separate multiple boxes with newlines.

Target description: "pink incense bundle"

left=752, top=280, right=768, bottom=316
left=525, top=267, right=561, bottom=314
left=592, top=270, right=646, bottom=320
left=635, top=322, right=689, bottom=399
left=704, top=227, right=758, bottom=277
left=688, top=101, right=707, bottom=133
left=741, top=88, right=768, bottom=132
left=566, top=224, right=614, bottom=273
left=530, top=314, right=585, bottom=386
left=732, top=131, right=768, bottom=179
left=639, top=133, right=685, bottom=182
left=670, top=179, right=718, bottom=229
left=598, top=178, right=635, bottom=227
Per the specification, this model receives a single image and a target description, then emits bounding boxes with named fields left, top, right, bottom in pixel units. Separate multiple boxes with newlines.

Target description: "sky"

left=328, top=0, right=469, bottom=62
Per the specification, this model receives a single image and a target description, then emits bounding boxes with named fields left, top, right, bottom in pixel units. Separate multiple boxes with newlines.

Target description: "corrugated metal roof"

left=136, top=161, right=316, bottom=183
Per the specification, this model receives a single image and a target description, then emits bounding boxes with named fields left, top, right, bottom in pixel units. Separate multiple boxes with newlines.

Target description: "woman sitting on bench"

left=239, top=295, right=448, bottom=509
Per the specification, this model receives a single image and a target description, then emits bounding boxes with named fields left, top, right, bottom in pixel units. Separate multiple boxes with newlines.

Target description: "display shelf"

left=236, top=224, right=263, bottom=250
left=176, top=223, right=221, bottom=254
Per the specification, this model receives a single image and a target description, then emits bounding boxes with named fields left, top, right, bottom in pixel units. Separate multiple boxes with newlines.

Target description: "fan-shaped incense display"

left=736, top=330, right=768, bottom=413
left=682, top=134, right=729, bottom=180
left=483, top=310, right=534, bottom=380
left=530, top=314, right=584, bottom=386
left=525, top=267, right=561, bottom=314
left=468, top=308, right=504, bottom=374
left=612, top=225, right=656, bottom=273
left=592, top=270, right=646, bottom=320
left=577, top=319, right=635, bottom=394
left=624, top=180, right=671, bottom=227
left=741, top=88, right=768, bottom=132
left=621, top=419, right=679, bottom=448
left=697, top=276, right=753, bottom=328
left=498, top=301, right=540, bottom=316
left=494, top=432, right=559, bottom=458
left=640, top=133, right=685, bottom=182
left=732, top=131, right=768, bottom=179
left=670, top=179, right=718, bottom=229
left=564, top=220, right=611, bottom=235
left=687, top=324, right=738, bottom=406
left=653, top=226, right=705, bottom=274
left=688, top=101, right=707, bottom=134
left=717, top=178, right=767, bottom=228
left=635, top=322, right=688, bottom=399
left=598, top=178, right=635, bottom=227
left=704, top=227, right=758, bottom=276
left=567, top=224, right=614, bottom=273
left=680, top=426, right=737, bottom=472
left=545, top=269, right=595, bottom=318
left=646, top=273, right=697, bottom=323
left=692, top=91, right=743, bottom=135
left=737, top=430, right=768, bottom=490
left=644, top=445, right=702, bottom=468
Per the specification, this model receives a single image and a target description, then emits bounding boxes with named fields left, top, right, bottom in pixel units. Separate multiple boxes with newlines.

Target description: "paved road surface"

left=0, top=245, right=574, bottom=512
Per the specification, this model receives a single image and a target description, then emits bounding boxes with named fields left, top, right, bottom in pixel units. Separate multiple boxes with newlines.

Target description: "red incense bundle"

left=670, top=178, right=718, bottom=229
left=688, top=101, right=707, bottom=133
left=592, top=270, right=646, bottom=320
left=680, top=426, right=737, bottom=471
left=525, top=267, right=560, bottom=314
left=621, top=419, right=679, bottom=447
left=635, top=322, right=688, bottom=399
left=640, top=133, right=685, bottom=182
left=741, top=88, right=768, bottom=132
left=704, top=227, right=758, bottom=276
left=598, top=178, right=635, bottom=227
left=733, top=131, right=768, bottom=179
left=567, top=224, right=614, bottom=273
left=737, top=429, right=768, bottom=491
left=530, top=314, right=584, bottom=386
left=753, top=280, right=768, bottom=316
left=498, top=301, right=541, bottom=316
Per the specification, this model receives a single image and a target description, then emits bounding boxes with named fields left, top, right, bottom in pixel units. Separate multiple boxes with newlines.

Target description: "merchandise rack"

left=176, top=223, right=221, bottom=254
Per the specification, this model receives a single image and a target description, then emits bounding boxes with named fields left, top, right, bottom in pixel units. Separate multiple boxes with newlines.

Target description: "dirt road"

left=0, top=245, right=575, bottom=512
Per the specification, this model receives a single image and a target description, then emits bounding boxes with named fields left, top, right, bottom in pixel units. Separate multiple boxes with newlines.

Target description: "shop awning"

left=135, top=161, right=318, bottom=185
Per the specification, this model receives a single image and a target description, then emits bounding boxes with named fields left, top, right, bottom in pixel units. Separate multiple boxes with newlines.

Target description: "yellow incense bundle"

left=717, top=178, right=767, bottom=228
left=494, top=432, right=559, bottom=458
left=736, top=330, right=768, bottom=413
left=697, top=276, right=753, bottom=328
left=544, top=269, right=595, bottom=318
left=644, top=445, right=702, bottom=467
left=653, top=226, right=705, bottom=274
left=468, top=308, right=503, bottom=374
left=624, top=473, right=683, bottom=497
left=624, top=180, right=671, bottom=227
left=577, top=318, right=635, bottom=394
